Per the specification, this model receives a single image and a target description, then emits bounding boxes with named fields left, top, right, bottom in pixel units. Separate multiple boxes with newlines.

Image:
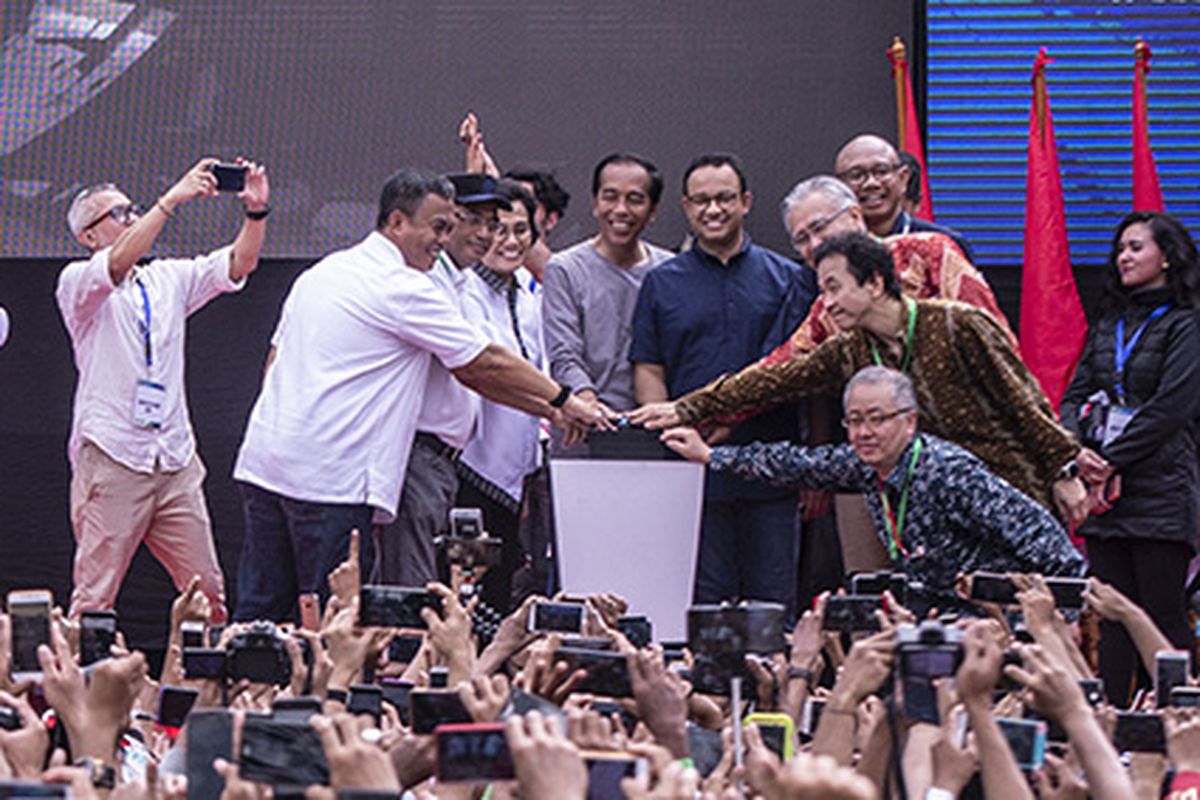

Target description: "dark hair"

left=495, top=179, right=540, bottom=247
left=503, top=164, right=570, bottom=218
left=1101, top=211, right=1200, bottom=313
left=376, top=168, right=454, bottom=229
left=811, top=232, right=902, bottom=300
left=897, top=151, right=922, bottom=206
left=682, top=152, right=747, bottom=195
left=591, top=153, right=663, bottom=206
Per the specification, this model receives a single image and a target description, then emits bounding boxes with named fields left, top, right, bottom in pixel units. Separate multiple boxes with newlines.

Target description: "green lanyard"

left=868, top=296, right=918, bottom=373
left=878, top=436, right=923, bottom=560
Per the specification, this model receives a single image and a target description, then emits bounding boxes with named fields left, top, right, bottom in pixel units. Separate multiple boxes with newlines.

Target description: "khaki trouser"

left=69, top=441, right=227, bottom=621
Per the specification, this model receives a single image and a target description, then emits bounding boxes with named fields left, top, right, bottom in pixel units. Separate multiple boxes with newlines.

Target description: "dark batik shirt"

left=709, top=433, right=1085, bottom=607
left=677, top=299, right=1078, bottom=512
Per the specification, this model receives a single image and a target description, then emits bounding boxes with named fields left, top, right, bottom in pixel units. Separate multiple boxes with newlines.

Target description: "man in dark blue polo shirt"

left=630, top=153, right=816, bottom=615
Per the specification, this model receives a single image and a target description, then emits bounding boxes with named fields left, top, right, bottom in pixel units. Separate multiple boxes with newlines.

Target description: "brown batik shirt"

left=675, top=298, right=1079, bottom=511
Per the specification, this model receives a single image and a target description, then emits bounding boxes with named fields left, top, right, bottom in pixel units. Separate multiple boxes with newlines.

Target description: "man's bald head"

left=834, top=134, right=910, bottom=236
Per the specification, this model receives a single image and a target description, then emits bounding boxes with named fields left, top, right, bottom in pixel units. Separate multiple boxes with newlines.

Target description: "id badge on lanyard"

left=130, top=274, right=166, bottom=429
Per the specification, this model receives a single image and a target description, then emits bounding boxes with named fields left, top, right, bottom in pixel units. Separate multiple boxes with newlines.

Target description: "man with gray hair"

left=663, top=366, right=1084, bottom=610
left=57, top=157, right=270, bottom=621
left=232, top=168, right=597, bottom=622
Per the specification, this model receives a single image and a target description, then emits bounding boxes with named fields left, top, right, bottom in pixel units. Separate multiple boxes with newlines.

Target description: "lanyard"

left=1114, top=303, right=1170, bottom=402
left=878, top=436, right=923, bottom=560
left=868, top=296, right=917, bottom=373
left=134, top=274, right=153, bottom=369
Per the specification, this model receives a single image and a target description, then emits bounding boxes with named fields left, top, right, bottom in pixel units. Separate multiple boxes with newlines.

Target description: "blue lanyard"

left=1114, top=303, right=1170, bottom=402
left=134, top=274, right=153, bottom=369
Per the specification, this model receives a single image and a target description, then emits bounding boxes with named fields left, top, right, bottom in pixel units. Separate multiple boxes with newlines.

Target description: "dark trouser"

left=456, top=481, right=522, bottom=615
left=511, top=464, right=557, bottom=605
left=233, top=482, right=374, bottom=622
left=374, top=439, right=460, bottom=586
left=1088, top=536, right=1193, bottom=705
left=796, top=508, right=844, bottom=611
left=693, top=496, right=801, bottom=619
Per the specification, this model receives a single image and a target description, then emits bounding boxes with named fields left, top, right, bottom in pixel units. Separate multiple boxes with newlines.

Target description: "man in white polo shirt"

left=57, top=157, right=271, bottom=622
left=232, top=168, right=596, bottom=622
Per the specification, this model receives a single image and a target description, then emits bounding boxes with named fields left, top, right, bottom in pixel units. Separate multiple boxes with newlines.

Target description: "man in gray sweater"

left=542, top=153, right=674, bottom=417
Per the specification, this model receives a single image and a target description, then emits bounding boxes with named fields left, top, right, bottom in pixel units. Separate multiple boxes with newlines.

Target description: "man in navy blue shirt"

left=630, top=153, right=816, bottom=615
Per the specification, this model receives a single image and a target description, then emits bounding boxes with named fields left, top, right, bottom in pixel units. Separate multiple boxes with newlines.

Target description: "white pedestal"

left=550, top=459, right=705, bottom=642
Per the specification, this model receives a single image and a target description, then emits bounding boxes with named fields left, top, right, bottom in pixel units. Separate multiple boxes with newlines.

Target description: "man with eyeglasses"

left=629, top=152, right=817, bottom=616
left=632, top=232, right=1089, bottom=527
left=835, top=134, right=973, bottom=262
left=661, top=366, right=1084, bottom=610
left=57, top=157, right=271, bottom=621
left=377, top=172, right=510, bottom=586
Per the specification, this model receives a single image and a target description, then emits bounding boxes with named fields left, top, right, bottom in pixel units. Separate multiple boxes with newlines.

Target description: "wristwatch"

left=74, top=757, right=117, bottom=790
left=549, top=383, right=572, bottom=408
left=1056, top=460, right=1080, bottom=481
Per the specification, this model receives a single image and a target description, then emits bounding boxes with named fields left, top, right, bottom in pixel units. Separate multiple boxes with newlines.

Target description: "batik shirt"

left=709, top=433, right=1085, bottom=605
left=677, top=299, right=1078, bottom=512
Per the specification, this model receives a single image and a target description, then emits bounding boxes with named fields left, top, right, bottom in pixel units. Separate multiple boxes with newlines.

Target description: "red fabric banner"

left=1133, top=39, right=1165, bottom=212
left=888, top=38, right=935, bottom=221
left=1020, top=48, right=1087, bottom=411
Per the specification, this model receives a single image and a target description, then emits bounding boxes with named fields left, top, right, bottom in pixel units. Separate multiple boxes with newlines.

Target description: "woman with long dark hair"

left=1062, top=210, right=1200, bottom=704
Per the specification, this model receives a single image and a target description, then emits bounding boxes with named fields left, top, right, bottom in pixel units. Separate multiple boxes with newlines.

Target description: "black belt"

left=415, top=431, right=463, bottom=461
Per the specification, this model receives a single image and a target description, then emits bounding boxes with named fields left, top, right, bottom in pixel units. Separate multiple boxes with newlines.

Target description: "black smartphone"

left=379, top=678, right=414, bottom=725
left=238, top=715, right=329, bottom=786
left=429, top=666, right=450, bottom=689
left=186, top=709, right=233, bottom=800
left=157, top=685, right=199, bottom=731
left=616, top=616, right=653, bottom=649
left=434, top=723, right=514, bottom=782
left=0, top=781, right=69, bottom=798
left=1113, top=712, right=1167, bottom=753
left=528, top=602, right=586, bottom=634
left=80, top=610, right=118, bottom=666
left=388, top=634, right=423, bottom=664
left=821, top=595, right=883, bottom=632
left=554, top=648, right=633, bottom=698
left=409, top=689, right=473, bottom=735
left=1156, top=651, right=1190, bottom=709
left=183, top=647, right=226, bottom=681
left=585, top=754, right=647, bottom=800
left=347, top=684, right=383, bottom=722
left=359, top=585, right=442, bottom=629
left=1172, top=687, right=1200, bottom=707
left=271, top=696, right=322, bottom=724
left=1045, top=577, right=1090, bottom=609
left=969, top=572, right=1017, bottom=605
left=208, top=162, right=247, bottom=193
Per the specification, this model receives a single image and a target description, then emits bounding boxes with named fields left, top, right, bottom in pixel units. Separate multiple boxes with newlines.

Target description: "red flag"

left=1021, top=48, right=1087, bottom=411
left=887, top=37, right=934, bottom=221
left=1133, top=38, right=1165, bottom=212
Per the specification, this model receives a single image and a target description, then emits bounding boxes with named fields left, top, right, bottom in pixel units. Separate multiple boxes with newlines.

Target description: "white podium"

left=550, top=458, right=705, bottom=642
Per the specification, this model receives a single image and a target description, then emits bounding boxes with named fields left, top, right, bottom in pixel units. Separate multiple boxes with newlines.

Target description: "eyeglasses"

left=83, top=202, right=141, bottom=231
left=456, top=209, right=502, bottom=233
left=841, top=407, right=913, bottom=430
left=836, top=163, right=900, bottom=186
left=685, top=191, right=741, bottom=209
left=791, top=205, right=852, bottom=252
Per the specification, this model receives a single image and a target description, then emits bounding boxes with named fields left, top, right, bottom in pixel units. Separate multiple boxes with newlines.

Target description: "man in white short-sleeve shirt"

left=231, top=168, right=597, bottom=622
left=57, top=157, right=271, bottom=621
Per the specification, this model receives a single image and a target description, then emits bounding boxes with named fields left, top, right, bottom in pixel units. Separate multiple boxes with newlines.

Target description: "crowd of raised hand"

left=3, top=543, right=1200, bottom=800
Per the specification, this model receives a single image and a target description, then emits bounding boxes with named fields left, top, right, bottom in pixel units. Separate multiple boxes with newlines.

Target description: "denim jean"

left=233, top=481, right=374, bottom=622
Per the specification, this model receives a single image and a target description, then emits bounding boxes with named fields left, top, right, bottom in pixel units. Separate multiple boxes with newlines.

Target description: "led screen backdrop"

left=925, top=0, right=1200, bottom=268
left=1, top=0, right=913, bottom=258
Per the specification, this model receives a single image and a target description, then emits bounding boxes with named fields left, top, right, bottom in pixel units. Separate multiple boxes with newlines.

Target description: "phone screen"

left=821, top=595, right=883, bottom=632
left=409, top=690, right=472, bottom=735
left=157, top=686, right=199, bottom=730
left=186, top=710, right=233, bottom=800
left=435, top=724, right=514, bottom=782
left=1114, top=712, right=1167, bottom=753
left=1156, top=652, right=1190, bottom=709
left=80, top=611, right=117, bottom=667
left=530, top=602, right=585, bottom=634
left=8, top=594, right=51, bottom=678
left=359, top=585, right=442, bottom=629
left=969, top=573, right=1017, bottom=605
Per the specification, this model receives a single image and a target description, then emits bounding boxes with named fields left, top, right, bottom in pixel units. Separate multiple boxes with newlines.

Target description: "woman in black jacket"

left=1061, top=211, right=1200, bottom=704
